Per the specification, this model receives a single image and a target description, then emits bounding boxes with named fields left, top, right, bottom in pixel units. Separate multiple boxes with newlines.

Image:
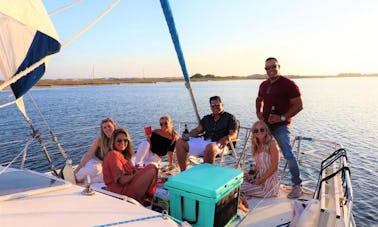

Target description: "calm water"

left=1, top=77, right=377, bottom=226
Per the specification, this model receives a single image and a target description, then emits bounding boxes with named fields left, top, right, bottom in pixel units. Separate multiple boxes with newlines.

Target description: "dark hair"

left=111, top=128, right=135, bottom=160
left=265, top=57, right=278, bottom=62
left=209, top=95, right=222, bottom=104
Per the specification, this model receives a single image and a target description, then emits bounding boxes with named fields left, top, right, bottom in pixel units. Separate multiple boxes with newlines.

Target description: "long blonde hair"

left=98, top=117, right=117, bottom=159
left=251, top=120, right=273, bottom=157
left=111, top=128, right=135, bottom=160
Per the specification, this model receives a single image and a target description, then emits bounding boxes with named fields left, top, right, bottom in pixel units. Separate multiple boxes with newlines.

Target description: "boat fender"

left=59, top=159, right=76, bottom=184
left=290, top=199, right=320, bottom=227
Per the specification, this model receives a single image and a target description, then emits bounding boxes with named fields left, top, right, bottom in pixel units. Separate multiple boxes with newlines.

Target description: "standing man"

left=256, top=57, right=304, bottom=198
left=176, top=96, right=238, bottom=171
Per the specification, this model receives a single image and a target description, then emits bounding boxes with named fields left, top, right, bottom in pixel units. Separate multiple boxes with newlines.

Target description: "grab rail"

left=313, top=147, right=354, bottom=227
left=314, top=148, right=349, bottom=199
left=290, top=136, right=355, bottom=227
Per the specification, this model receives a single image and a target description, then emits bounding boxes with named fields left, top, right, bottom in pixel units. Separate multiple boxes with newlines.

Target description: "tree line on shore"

left=1, top=73, right=377, bottom=87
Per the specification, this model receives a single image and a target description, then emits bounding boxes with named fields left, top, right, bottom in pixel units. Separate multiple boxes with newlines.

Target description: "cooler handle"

left=180, top=196, right=199, bottom=224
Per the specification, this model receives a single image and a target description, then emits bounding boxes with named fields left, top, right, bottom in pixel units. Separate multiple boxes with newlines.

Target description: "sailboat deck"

left=233, top=185, right=312, bottom=226
left=0, top=168, right=178, bottom=227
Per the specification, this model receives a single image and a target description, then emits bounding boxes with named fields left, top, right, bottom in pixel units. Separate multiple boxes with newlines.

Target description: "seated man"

left=176, top=95, right=238, bottom=171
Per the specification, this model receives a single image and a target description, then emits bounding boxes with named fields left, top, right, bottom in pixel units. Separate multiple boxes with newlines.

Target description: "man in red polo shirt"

left=256, top=57, right=304, bottom=199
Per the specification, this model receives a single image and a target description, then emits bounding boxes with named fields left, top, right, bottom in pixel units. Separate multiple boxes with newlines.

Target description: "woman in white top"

left=74, top=117, right=116, bottom=183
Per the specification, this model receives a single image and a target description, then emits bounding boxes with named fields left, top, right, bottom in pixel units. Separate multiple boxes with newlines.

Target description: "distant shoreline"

left=2, top=73, right=377, bottom=87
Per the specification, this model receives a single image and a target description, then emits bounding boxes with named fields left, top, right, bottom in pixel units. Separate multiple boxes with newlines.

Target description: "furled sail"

left=0, top=0, right=62, bottom=174
left=0, top=0, right=61, bottom=99
left=160, top=0, right=200, bottom=123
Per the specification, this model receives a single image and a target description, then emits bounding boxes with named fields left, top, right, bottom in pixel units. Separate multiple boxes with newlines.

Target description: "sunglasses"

left=264, top=65, right=277, bottom=71
left=253, top=128, right=266, bottom=134
left=210, top=103, right=221, bottom=108
left=116, top=138, right=128, bottom=143
left=160, top=122, right=168, bottom=126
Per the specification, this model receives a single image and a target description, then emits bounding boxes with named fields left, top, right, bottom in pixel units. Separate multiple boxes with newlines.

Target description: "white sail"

left=0, top=0, right=61, bottom=122
left=0, top=0, right=60, bottom=98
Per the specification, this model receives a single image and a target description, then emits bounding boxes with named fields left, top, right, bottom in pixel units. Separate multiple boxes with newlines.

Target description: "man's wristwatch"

left=280, top=115, right=287, bottom=122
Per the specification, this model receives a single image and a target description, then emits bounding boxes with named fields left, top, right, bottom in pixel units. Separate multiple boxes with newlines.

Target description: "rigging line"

left=0, top=93, right=13, bottom=102
left=93, top=214, right=168, bottom=227
left=0, top=145, right=81, bottom=165
left=28, top=92, right=68, bottom=159
left=28, top=93, right=52, bottom=132
left=0, top=94, right=15, bottom=109
left=0, top=100, right=17, bottom=109
left=235, top=126, right=253, bottom=169
left=160, top=0, right=201, bottom=123
left=61, top=0, right=121, bottom=49
left=0, top=139, right=30, bottom=146
left=48, top=0, right=86, bottom=16
left=0, top=139, right=35, bottom=175
left=54, top=125, right=98, bottom=135
left=0, top=56, right=53, bottom=91
left=30, top=127, right=59, bottom=175
left=0, top=0, right=121, bottom=91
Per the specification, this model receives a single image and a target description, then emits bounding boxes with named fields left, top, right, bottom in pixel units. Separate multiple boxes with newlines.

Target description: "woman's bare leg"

left=128, top=165, right=157, bottom=202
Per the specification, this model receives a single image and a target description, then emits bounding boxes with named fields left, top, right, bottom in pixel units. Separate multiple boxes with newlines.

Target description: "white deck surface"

left=233, top=185, right=313, bottom=226
left=0, top=169, right=178, bottom=227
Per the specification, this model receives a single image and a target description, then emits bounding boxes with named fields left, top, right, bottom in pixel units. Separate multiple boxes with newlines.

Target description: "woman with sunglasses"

left=102, top=128, right=157, bottom=205
left=135, top=115, right=178, bottom=168
left=241, top=120, right=280, bottom=199
left=74, top=117, right=117, bottom=183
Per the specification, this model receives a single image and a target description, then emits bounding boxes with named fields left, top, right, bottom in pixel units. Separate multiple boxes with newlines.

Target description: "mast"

left=160, top=0, right=201, bottom=123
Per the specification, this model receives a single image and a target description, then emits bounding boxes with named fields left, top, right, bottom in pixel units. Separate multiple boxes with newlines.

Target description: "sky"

left=40, top=0, right=378, bottom=79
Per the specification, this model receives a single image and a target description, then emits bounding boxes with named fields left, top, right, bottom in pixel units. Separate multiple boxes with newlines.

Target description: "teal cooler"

left=164, top=164, right=243, bottom=226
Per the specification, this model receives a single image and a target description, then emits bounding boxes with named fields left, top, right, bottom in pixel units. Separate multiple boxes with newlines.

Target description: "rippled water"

left=1, top=77, right=377, bottom=226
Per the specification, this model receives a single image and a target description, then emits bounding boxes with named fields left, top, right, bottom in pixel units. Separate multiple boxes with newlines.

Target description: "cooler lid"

left=164, top=164, right=243, bottom=198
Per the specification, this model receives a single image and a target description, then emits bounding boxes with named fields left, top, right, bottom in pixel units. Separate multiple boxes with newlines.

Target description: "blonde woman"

left=241, top=120, right=280, bottom=198
left=135, top=115, right=178, bottom=167
left=103, top=128, right=157, bottom=205
left=74, top=117, right=116, bottom=183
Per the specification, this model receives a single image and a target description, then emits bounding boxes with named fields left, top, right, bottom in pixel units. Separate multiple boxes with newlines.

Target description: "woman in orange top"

left=103, top=128, right=157, bottom=205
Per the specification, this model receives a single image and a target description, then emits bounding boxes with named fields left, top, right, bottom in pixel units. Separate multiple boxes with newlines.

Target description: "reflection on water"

left=1, top=77, right=377, bottom=225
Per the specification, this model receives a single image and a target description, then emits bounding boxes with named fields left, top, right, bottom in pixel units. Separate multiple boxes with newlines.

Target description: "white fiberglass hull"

left=0, top=167, right=178, bottom=227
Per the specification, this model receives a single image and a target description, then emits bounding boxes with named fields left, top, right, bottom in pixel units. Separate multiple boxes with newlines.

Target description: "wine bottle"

left=183, top=124, right=190, bottom=141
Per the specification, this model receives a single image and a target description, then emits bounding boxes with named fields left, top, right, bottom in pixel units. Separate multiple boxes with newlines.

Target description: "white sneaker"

left=287, top=185, right=303, bottom=199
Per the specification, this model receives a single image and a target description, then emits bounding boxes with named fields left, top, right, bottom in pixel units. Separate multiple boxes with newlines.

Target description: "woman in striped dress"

left=241, top=120, right=280, bottom=198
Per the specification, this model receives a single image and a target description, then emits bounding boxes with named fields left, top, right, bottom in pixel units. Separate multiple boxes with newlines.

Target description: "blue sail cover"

left=160, top=0, right=190, bottom=83
left=0, top=0, right=61, bottom=98
left=11, top=31, right=60, bottom=98
left=160, top=0, right=201, bottom=122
